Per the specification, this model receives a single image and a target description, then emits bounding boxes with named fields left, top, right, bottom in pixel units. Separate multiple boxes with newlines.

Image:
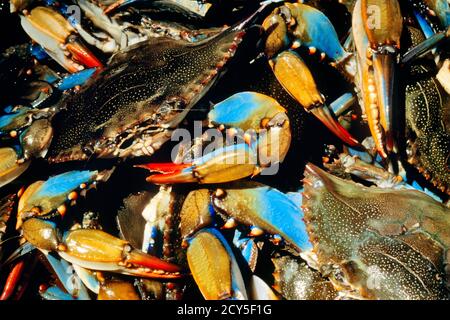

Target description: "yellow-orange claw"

left=187, top=229, right=247, bottom=300
left=271, top=51, right=325, bottom=109
left=58, top=229, right=183, bottom=279
left=271, top=51, right=359, bottom=146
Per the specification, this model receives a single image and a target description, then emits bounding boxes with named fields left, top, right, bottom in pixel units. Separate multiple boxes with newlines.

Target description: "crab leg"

left=402, top=28, right=450, bottom=64
left=43, top=253, right=91, bottom=299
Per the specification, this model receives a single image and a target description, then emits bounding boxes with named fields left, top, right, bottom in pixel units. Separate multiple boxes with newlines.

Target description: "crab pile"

left=0, top=0, right=449, bottom=300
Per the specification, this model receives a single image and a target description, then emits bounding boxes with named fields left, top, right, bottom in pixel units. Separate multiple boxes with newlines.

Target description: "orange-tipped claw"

left=0, top=260, right=25, bottom=300
left=60, top=229, right=184, bottom=279
left=140, top=144, right=259, bottom=184
left=19, top=6, right=103, bottom=73
left=127, top=249, right=183, bottom=274
left=66, top=39, right=103, bottom=71
left=310, top=107, right=360, bottom=147
left=270, top=50, right=360, bottom=147
left=146, top=170, right=196, bottom=184
left=136, top=163, right=191, bottom=174
left=136, top=163, right=196, bottom=184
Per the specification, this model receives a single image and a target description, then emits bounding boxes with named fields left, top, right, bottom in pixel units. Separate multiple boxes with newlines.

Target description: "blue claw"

left=212, top=183, right=312, bottom=252
left=263, top=3, right=351, bottom=65
left=291, top=4, right=348, bottom=62
left=208, top=92, right=287, bottom=132
left=17, top=170, right=113, bottom=227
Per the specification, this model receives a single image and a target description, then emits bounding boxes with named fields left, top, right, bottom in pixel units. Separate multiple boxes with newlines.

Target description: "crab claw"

left=17, top=170, right=113, bottom=229
left=0, top=106, right=55, bottom=163
left=270, top=50, right=359, bottom=147
left=372, top=52, right=396, bottom=152
left=20, top=218, right=183, bottom=279
left=263, top=2, right=355, bottom=78
left=208, top=91, right=291, bottom=164
left=186, top=228, right=247, bottom=300
left=0, top=147, right=31, bottom=188
left=140, top=144, right=259, bottom=184
left=211, top=182, right=312, bottom=253
left=353, top=0, right=402, bottom=156
left=59, top=229, right=183, bottom=279
left=19, top=6, right=102, bottom=73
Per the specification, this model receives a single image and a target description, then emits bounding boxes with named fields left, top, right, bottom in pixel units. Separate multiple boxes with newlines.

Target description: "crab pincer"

left=16, top=170, right=114, bottom=228
left=19, top=6, right=103, bottom=72
left=262, top=2, right=360, bottom=147
left=21, top=218, right=184, bottom=279
left=139, top=92, right=291, bottom=184
left=210, top=182, right=312, bottom=253
left=353, top=0, right=403, bottom=157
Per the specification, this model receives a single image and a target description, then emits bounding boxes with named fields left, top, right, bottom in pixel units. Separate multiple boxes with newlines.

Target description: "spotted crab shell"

left=302, top=163, right=450, bottom=299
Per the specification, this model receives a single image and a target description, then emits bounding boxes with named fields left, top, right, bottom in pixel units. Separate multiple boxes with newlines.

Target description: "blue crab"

left=301, top=163, right=450, bottom=299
